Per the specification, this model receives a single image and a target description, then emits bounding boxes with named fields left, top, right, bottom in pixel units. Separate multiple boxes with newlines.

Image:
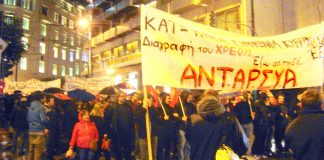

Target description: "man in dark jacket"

left=274, top=93, right=289, bottom=153
left=45, top=97, right=60, bottom=160
left=10, top=96, right=29, bottom=155
left=285, top=89, right=324, bottom=160
left=186, top=95, right=246, bottom=160
left=112, top=92, right=134, bottom=160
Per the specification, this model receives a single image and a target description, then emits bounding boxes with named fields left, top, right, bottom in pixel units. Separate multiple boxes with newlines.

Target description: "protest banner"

left=64, top=76, right=114, bottom=94
left=4, top=79, right=61, bottom=94
left=140, top=6, right=324, bottom=90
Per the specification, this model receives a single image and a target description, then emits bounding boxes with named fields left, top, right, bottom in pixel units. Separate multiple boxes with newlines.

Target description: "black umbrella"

left=68, top=89, right=95, bottom=102
left=43, top=87, right=64, bottom=94
left=27, top=91, right=46, bottom=103
left=99, top=86, right=121, bottom=95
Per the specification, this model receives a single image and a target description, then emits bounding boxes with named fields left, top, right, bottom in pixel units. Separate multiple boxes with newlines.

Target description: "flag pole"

left=178, top=96, right=187, bottom=118
left=143, top=85, right=153, bottom=160
left=158, top=97, right=168, bottom=119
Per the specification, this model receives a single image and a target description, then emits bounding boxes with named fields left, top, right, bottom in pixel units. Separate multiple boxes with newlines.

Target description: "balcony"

left=159, top=0, right=202, bottom=14
left=91, top=14, right=140, bottom=46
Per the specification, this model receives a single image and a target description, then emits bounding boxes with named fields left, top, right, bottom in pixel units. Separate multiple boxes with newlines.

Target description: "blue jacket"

left=28, top=101, right=47, bottom=132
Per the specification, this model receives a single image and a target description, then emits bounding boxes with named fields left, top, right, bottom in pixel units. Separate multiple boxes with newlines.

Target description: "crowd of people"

left=0, top=87, right=323, bottom=160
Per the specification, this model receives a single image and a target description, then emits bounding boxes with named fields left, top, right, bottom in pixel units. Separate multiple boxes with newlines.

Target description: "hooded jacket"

left=27, top=101, right=47, bottom=132
left=69, top=115, right=99, bottom=149
left=186, top=96, right=246, bottom=159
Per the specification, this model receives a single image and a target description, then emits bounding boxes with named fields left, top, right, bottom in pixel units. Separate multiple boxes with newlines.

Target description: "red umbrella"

left=53, top=93, right=71, bottom=100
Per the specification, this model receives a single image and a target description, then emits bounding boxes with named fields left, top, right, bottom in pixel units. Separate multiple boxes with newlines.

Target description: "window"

left=62, top=16, right=67, bottom=26
left=4, top=0, right=16, bottom=6
left=77, top=37, right=81, bottom=46
left=62, top=49, right=66, bottom=60
left=54, top=30, right=59, bottom=41
left=22, top=18, right=29, bottom=30
left=54, top=12, right=60, bottom=23
left=69, top=20, right=74, bottom=29
left=41, top=6, right=48, bottom=16
left=21, top=0, right=32, bottom=10
left=52, top=64, right=57, bottom=75
left=41, top=24, right=47, bottom=36
left=40, top=42, right=46, bottom=54
left=70, top=36, right=74, bottom=46
left=4, top=14, right=14, bottom=25
left=66, top=4, right=72, bottom=12
left=126, top=41, right=139, bottom=54
left=21, top=37, right=28, bottom=50
left=82, top=52, right=89, bottom=62
left=75, top=49, right=80, bottom=59
left=61, top=66, right=65, bottom=76
left=53, top=47, right=58, bottom=58
left=63, top=33, right=67, bottom=44
left=75, top=65, right=79, bottom=75
left=39, top=61, right=45, bottom=73
left=69, top=68, right=73, bottom=77
left=215, top=6, right=241, bottom=33
left=20, top=57, right=27, bottom=70
left=69, top=51, right=74, bottom=62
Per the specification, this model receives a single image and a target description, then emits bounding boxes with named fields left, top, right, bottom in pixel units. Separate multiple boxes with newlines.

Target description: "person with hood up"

left=68, top=110, right=99, bottom=160
left=186, top=95, right=246, bottom=160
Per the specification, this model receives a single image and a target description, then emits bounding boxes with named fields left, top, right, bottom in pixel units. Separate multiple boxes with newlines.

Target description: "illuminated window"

left=52, top=64, right=57, bottom=75
left=22, top=18, right=29, bottom=30
left=70, top=36, right=74, bottom=46
left=126, top=41, right=139, bottom=54
left=4, top=0, right=16, bottom=6
left=53, top=47, right=58, bottom=58
left=69, top=20, right=74, bottom=29
left=41, top=24, right=47, bottom=36
left=61, top=66, right=65, bottom=76
left=82, top=52, right=89, bottom=62
left=39, top=61, right=45, bottom=73
left=113, top=46, right=124, bottom=57
left=63, top=33, right=67, bottom=44
left=21, top=37, right=28, bottom=50
left=62, top=49, right=66, bottom=60
left=21, top=0, right=32, bottom=10
left=69, top=51, right=74, bottom=62
left=75, top=65, right=79, bottom=75
left=69, top=68, right=73, bottom=77
left=40, top=42, right=46, bottom=54
left=215, top=6, right=241, bottom=33
left=75, top=49, right=80, bottom=59
left=54, top=12, right=60, bottom=23
left=54, top=30, right=59, bottom=41
left=20, top=57, right=27, bottom=70
left=62, top=16, right=67, bottom=26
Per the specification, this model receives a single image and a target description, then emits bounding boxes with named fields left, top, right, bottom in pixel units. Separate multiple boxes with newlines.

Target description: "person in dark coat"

left=62, top=100, right=78, bottom=152
left=157, top=92, right=177, bottom=160
left=148, top=96, right=160, bottom=160
left=252, top=92, right=272, bottom=156
left=174, top=91, right=196, bottom=160
left=10, top=96, right=29, bottom=155
left=288, top=91, right=303, bottom=121
left=90, top=98, right=105, bottom=160
left=274, top=93, right=289, bottom=153
left=186, top=95, right=246, bottom=160
left=234, top=92, right=254, bottom=155
left=111, top=92, right=134, bottom=160
left=285, top=88, right=324, bottom=160
left=134, top=96, right=148, bottom=160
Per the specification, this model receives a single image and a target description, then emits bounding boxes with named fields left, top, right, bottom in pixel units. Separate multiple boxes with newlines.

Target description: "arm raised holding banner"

left=157, top=97, right=169, bottom=120
left=178, top=96, right=188, bottom=121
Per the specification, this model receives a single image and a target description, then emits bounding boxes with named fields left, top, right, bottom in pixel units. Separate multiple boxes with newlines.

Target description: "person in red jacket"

left=68, top=110, right=99, bottom=160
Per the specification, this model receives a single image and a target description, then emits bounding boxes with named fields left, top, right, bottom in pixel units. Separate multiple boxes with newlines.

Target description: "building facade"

left=90, top=0, right=324, bottom=90
left=0, top=0, right=90, bottom=82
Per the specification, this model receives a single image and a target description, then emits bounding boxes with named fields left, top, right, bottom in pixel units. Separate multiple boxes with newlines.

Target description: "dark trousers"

left=252, top=124, right=268, bottom=155
left=46, top=131, right=59, bottom=160
left=13, top=129, right=28, bottom=154
left=115, top=130, right=132, bottom=160
left=265, top=126, right=274, bottom=153
left=274, top=125, right=287, bottom=153
left=157, top=132, right=172, bottom=160
left=78, top=148, right=95, bottom=160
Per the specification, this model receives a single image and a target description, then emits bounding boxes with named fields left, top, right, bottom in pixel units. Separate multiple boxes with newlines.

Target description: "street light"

left=77, top=17, right=92, bottom=77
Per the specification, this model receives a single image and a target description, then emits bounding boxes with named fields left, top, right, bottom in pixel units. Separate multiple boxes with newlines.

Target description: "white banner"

left=140, top=6, right=324, bottom=90
left=64, top=76, right=114, bottom=94
left=4, top=79, right=61, bottom=94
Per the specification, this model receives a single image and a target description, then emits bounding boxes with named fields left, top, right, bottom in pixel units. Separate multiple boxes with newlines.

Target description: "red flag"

left=170, top=88, right=180, bottom=108
left=146, top=85, right=159, bottom=107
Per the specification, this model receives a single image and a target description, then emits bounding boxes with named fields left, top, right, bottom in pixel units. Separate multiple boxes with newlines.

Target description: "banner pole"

left=158, top=97, right=168, bottom=118
left=143, top=85, right=153, bottom=160
left=178, top=96, right=187, bottom=118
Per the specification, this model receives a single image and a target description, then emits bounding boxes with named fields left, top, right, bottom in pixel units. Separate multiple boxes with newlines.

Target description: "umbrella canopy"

left=115, top=83, right=135, bottom=90
left=68, top=89, right=95, bottom=102
left=43, top=87, right=64, bottom=94
left=27, top=91, right=46, bottom=103
left=53, top=93, right=71, bottom=100
left=99, top=86, right=121, bottom=95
